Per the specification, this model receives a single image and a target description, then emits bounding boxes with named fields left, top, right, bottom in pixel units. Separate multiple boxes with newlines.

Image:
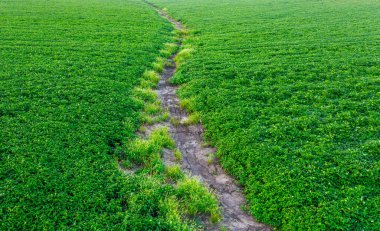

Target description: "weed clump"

left=126, top=127, right=173, bottom=166
left=155, top=111, right=170, bottom=122
left=183, top=112, right=200, bottom=126
left=176, top=178, right=221, bottom=223
left=207, top=153, right=215, bottom=166
left=174, top=48, right=193, bottom=67
left=165, top=165, right=185, bottom=182
left=170, top=117, right=181, bottom=126
left=179, top=98, right=195, bottom=112
left=142, top=70, right=160, bottom=84
left=144, top=101, right=162, bottom=115
left=150, top=127, right=175, bottom=149
left=152, top=57, right=166, bottom=73
left=160, top=43, right=178, bottom=57
left=133, top=87, right=157, bottom=102
left=173, top=149, right=183, bottom=162
left=170, top=71, right=187, bottom=85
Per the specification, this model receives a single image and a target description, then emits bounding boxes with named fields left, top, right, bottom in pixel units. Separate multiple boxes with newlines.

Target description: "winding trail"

left=143, top=2, right=272, bottom=230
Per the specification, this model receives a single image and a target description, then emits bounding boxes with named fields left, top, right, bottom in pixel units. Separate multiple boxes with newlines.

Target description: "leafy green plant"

left=150, top=0, right=380, bottom=229
left=144, top=101, right=162, bottom=115
left=174, top=48, right=193, bottom=67
left=174, top=148, right=183, bottom=162
left=160, top=42, right=178, bottom=57
left=152, top=57, right=166, bottom=73
left=133, top=86, right=158, bottom=101
left=165, top=165, right=185, bottom=181
left=0, top=0, right=177, bottom=229
left=143, top=70, right=161, bottom=85
left=176, top=178, right=221, bottom=223
left=183, top=112, right=201, bottom=125
left=179, top=98, right=195, bottom=112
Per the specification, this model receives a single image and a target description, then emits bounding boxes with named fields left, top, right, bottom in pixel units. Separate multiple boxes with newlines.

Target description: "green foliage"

left=152, top=57, right=166, bottom=73
left=124, top=127, right=220, bottom=228
left=174, top=148, right=183, bottom=162
left=160, top=43, right=179, bottom=58
left=176, top=178, right=221, bottom=223
left=126, top=127, right=174, bottom=166
left=179, top=98, right=196, bottom=112
left=144, top=101, right=163, bottom=115
left=174, top=48, right=194, bottom=67
left=156, top=110, right=171, bottom=122
left=170, top=70, right=187, bottom=85
left=0, top=0, right=181, bottom=229
left=133, top=87, right=157, bottom=102
left=158, top=197, right=183, bottom=227
left=143, top=70, right=161, bottom=85
left=150, top=127, right=176, bottom=149
left=183, top=112, right=201, bottom=126
left=150, top=0, right=380, bottom=229
left=122, top=175, right=195, bottom=230
left=165, top=165, right=185, bottom=182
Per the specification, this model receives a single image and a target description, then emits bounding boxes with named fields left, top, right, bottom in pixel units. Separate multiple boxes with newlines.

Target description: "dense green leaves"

left=0, top=0, right=179, bottom=229
left=150, top=0, right=380, bottom=229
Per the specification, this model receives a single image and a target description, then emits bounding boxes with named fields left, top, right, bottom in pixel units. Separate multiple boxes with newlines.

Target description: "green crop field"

left=0, top=0, right=193, bottom=229
left=150, top=0, right=380, bottom=230
left=2, top=0, right=379, bottom=230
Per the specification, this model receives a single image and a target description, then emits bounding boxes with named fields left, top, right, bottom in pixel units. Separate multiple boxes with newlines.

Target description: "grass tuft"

left=179, top=98, right=195, bottom=112
left=207, top=153, right=215, bottom=166
left=160, top=43, right=178, bottom=57
left=176, top=178, right=221, bottom=223
left=174, top=149, right=183, bottom=162
left=183, top=112, right=200, bottom=126
left=174, top=48, right=193, bottom=67
left=152, top=57, right=166, bottom=73
left=133, top=87, right=157, bottom=102
left=155, top=111, right=171, bottom=122
left=165, top=165, right=185, bottom=182
left=150, top=127, right=175, bottom=150
left=170, top=117, right=181, bottom=127
left=140, top=79, right=156, bottom=89
left=142, top=70, right=160, bottom=85
left=144, top=101, right=162, bottom=115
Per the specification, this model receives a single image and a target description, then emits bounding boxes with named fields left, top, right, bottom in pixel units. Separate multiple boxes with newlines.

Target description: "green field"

left=151, top=0, right=380, bottom=229
left=2, top=0, right=379, bottom=230
left=1, top=0, right=221, bottom=229
left=0, top=0, right=187, bottom=229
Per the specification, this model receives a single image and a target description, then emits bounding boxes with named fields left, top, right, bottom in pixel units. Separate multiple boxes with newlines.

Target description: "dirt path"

left=143, top=2, right=272, bottom=230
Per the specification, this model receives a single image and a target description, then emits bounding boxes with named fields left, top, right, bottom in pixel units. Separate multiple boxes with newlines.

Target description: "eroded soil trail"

left=144, top=2, right=272, bottom=230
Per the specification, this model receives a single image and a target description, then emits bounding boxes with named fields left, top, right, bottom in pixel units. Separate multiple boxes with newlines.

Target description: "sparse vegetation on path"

left=141, top=3, right=272, bottom=230
left=118, top=4, right=222, bottom=228
left=150, top=0, right=380, bottom=230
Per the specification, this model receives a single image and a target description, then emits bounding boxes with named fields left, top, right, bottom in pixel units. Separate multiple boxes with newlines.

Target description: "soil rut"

left=143, top=2, right=272, bottom=230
